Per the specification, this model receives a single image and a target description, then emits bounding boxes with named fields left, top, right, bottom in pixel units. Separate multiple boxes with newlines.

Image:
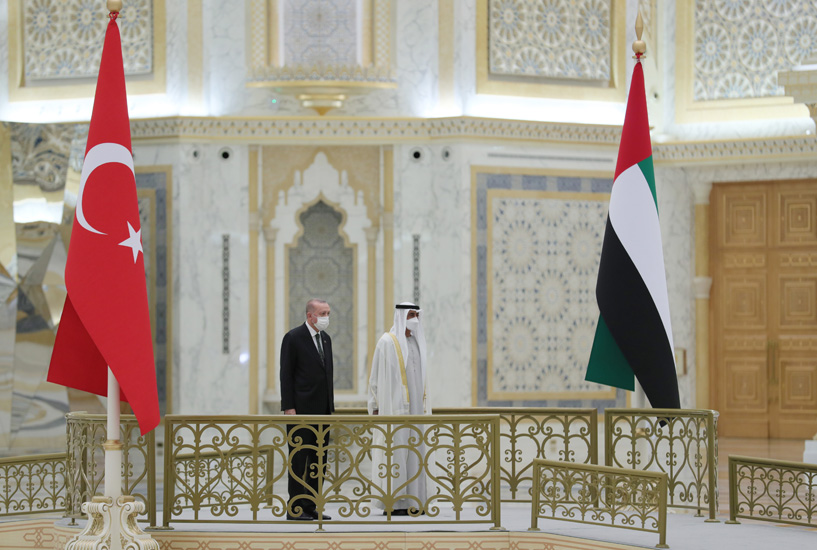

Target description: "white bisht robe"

left=367, top=317, right=431, bottom=511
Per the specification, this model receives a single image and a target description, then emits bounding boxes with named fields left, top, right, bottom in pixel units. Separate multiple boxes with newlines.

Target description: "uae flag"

left=585, top=59, right=680, bottom=409
left=47, top=14, right=160, bottom=434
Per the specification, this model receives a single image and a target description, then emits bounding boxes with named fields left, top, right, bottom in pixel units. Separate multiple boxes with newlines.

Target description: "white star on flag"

left=118, top=221, right=143, bottom=263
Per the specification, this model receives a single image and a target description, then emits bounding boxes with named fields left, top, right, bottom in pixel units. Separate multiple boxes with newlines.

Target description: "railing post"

left=507, top=413, right=517, bottom=500
left=160, top=417, right=175, bottom=530
left=490, top=415, right=503, bottom=531
left=265, top=445, right=274, bottom=507
left=657, top=473, right=669, bottom=549
left=147, top=429, right=157, bottom=528
left=725, top=456, right=740, bottom=524
left=315, top=421, right=327, bottom=532
left=705, top=411, right=719, bottom=523
left=590, top=409, right=598, bottom=465
left=528, top=460, right=540, bottom=532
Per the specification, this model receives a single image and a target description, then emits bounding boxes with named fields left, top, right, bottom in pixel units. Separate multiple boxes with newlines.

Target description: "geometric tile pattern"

left=475, top=171, right=625, bottom=409
left=283, top=0, right=358, bottom=67
left=488, top=0, right=612, bottom=81
left=21, top=0, right=153, bottom=80
left=135, top=171, right=171, bottom=416
left=489, top=195, right=609, bottom=397
left=694, top=0, right=817, bottom=100
left=288, top=201, right=355, bottom=391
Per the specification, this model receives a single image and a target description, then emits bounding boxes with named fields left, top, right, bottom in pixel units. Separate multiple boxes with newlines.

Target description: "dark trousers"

left=287, top=424, right=325, bottom=515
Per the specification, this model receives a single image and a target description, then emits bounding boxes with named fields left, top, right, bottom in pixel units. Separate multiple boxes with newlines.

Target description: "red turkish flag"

left=48, top=16, right=160, bottom=435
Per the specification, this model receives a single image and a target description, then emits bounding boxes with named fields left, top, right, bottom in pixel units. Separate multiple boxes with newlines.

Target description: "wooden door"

left=711, top=180, right=817, bottom=438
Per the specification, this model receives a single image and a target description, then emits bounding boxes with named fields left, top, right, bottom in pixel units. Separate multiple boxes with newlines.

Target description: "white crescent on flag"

left=76, top=142, right=135, bottom=235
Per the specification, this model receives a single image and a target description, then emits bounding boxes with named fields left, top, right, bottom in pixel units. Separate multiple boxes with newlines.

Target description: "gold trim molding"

left=653, top=136, right=817, bottom=165
left=130, top=116, right=623, bottom=144
left=126, top=116, right=817, bottom=164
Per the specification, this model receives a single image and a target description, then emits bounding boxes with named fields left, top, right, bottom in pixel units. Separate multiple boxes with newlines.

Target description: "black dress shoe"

left=309, top=510, right=331, bottom=520
left=286, top=512, right=314, bottom=521
left=389, top=509, right=409, bottom=516
left=408, top=507, right=425, bottom=516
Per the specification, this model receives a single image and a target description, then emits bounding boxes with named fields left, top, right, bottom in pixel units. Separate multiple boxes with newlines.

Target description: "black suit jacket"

left=280, top=323, right=335, bottom=414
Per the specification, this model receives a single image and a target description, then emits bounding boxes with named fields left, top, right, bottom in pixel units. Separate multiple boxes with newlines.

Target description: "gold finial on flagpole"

left=633, top=11, right=647, bottom=60
left=108, top=0, right=123, bottom=13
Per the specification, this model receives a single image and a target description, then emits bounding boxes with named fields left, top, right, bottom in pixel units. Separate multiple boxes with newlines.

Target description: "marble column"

left=248, top=147, right=260, bottom=414
left=779, top=56, right=817, bottom=461
left=364, top=225, right=379, bottom=375
left=692, top=180, right=712, bottom=410
left=383, top=149, right=394, bottom=331
left=263, top=226, right=279, bottom=407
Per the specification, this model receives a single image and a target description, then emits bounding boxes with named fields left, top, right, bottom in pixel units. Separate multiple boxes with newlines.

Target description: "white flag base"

left=65, top=495, right=158, bottom=550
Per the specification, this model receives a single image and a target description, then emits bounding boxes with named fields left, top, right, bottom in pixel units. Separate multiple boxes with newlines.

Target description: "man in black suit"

left=280, top=298, right=335, bottom=521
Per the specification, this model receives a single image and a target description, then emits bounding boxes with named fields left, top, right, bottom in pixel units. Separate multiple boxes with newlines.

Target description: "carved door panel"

left=712, top=185, right=770, bottom=437
left=769, top=184, right=817, bottom=438
left=712, top=181, right=817, bottom=438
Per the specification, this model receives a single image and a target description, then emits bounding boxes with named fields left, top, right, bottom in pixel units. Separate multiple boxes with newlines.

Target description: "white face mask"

left=406, top=317, right=420, bottom=333
left=314, top=315, right=329, bottom=331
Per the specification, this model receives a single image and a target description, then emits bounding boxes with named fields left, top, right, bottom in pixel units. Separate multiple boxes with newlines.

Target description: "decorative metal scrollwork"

left=530, top=458, right=668, bottom=549
left=0, top=453, right=66, bottom=516
left=161, top=414, right=502, bottom=530
left=605, top=408, right=718, bottom=521
left=65, top=413, right=156, bottom=525
left=728, top=455, right=817, bottom=527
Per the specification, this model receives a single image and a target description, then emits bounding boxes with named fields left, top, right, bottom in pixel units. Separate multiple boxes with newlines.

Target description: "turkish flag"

left=48, top=16, right=160, bottom=435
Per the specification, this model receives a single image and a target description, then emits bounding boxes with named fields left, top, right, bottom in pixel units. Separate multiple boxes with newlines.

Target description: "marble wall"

left=133, top=142, right=251, bottom=416
left=2, top=134, right=814, bottom=447
left=392, top=143, right=473, bottom=408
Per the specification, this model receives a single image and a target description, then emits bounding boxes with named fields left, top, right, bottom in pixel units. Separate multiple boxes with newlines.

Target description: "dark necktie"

left=315, top=334, right=325, bottom=364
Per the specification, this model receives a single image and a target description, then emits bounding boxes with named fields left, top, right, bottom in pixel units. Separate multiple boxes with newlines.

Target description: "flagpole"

left=104, top=368, right=122, bottom=500
left=63, top=3, right=159, bottom=547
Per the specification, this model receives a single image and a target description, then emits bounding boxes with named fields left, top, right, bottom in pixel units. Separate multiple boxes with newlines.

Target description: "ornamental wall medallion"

left=694, top=0, right=817, bottom=101
left=488, top=0, right=613, bottom=82
left=21, top=0, right=153, bottom=81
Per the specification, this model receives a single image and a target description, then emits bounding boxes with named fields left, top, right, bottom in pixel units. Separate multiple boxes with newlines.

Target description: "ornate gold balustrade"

left=727, top=455, right=817, bottom=527
left=161, top=414, right=502, bottom=530
left=65, top=412, right=156, bottom=526
left=1, top=406, right=723, bottom=537
left=605, top=408, right=718, bottom=521
left=338, top=407, right=598, bottom=502
left=0, top=453, right=66, bottom=517
left=529, top=458, right=668, bottom=549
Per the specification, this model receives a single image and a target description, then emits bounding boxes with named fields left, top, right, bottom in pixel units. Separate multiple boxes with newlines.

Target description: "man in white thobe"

left=368, top=302, right=431, bottom=516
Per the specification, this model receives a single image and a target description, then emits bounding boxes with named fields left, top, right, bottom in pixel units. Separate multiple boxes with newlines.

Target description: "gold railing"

left=0, top=453, right=66, bottom=517
left=65, top=412, right=156, bottom=525
left=173, top=447, right=277, bottom=509
left=529, top=459, right=668, bottom=549
left=338, top=407, right=598, bottom=501
left=162, top=414, right=502, bottom=530
left=727, top=455, right=817, bottom=527
left=605, top=408, right=718, bottom=521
